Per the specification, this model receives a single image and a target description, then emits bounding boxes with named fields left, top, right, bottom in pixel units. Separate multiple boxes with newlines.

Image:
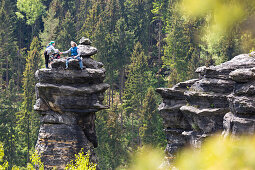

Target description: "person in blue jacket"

left=44, top=41, right=58, bottom=68
left=60, top=41, right=84, bottom=70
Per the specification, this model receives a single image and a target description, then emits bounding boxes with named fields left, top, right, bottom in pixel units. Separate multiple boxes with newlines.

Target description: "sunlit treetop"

left=16, top=0, right=46, bottom=25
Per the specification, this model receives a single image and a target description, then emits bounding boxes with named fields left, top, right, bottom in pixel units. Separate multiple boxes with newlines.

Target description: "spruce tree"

left=40, top=0, right=60, bottom=47
left=123, top=42, right=150, bottom=148
left=96, top=106, right=128, bottom=169
left=57, top=10, right=76, bottom=50
left=0, top=79, right=19, bottom=167
left=0, top=0, right=18, bottom=87
left=16, top=37, right=41, bottom=165
left=140, top=87, right=165, bottom=147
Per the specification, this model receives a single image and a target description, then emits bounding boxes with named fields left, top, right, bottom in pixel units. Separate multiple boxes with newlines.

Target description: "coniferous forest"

left=1, top=0, right=255, bottom=169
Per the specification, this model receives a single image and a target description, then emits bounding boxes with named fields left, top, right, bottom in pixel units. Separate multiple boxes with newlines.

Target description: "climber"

left=60, top=41, right=84, bottom=70
left=49, top=51, right=61, bottom=64
left=44, top=41, right=58, bottom=69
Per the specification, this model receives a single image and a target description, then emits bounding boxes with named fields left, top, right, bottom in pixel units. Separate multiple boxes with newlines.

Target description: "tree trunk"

left=6, top=58, right=9, bottom=86
left=131, top=113, right=134, bottom=148
left=158, top=19, right=162, bottom=64
left=120, top=66, right=125, bottom=104
left=0, top=62, right=2, bottom=88
left=27, top=112, right=30, bottom=163
left=10, top=120, right=13, bottom=168
left=138, top=125, right=141, bottom=147
left=17, top=50, right=21, bottom=90
left=108, top=89, right=111, bottom=106
left=111, top=84, right=114, bottom=106
left=120, top=109, right=123, bottom=130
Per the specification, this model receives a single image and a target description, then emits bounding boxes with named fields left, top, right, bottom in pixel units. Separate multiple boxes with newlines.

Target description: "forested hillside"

left=0, top=0, right=253, bottom=169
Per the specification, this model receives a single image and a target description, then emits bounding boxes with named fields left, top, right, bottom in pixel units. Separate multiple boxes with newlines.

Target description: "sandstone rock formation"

left=34, top=38, right=109, bottom=169
left=156, top=79, right=196, bottom=158
left=157, top=54, right=255, bottom=159
left=223, top=67, right=255, bottom=136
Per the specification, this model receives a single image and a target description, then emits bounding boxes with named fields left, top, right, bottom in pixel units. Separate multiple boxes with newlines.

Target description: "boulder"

left=79, top=37, right=92, bottom=45
left=78, top=45, right=97, bottom=57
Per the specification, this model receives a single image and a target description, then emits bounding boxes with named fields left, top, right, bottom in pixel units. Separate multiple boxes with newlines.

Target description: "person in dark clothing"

left=44, top=41, right=58, bottom=68
left=49, top=52, right=61, bottom=63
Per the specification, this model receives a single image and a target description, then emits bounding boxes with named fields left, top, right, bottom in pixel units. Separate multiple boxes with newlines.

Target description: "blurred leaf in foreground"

left=180, top=0, right=255, bottom=36
left=175, top=135, right=255, bottom=170
left=125, top=146, right=166, bottom=170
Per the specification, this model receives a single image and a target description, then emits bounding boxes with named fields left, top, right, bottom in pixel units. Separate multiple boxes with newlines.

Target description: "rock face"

left=156, top=79, right=196, bottom=158
left=157, top=54, right=255, bottom=158
left=223, top=67, right=255, bottom=136
left=34, top=38, right=109, bottom=169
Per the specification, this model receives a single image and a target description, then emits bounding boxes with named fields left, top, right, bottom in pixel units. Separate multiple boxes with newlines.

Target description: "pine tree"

left=0, top=79, right=20, bottom=168
left=0, top=0, right=19, bottom=88
left=40, top=0, right=60, bottom=47
left=140, top=87, right=165, bottom=147
left=16, top=37, right=42, bottom=165
left=124, top=0, right=155, bottom=53
left=163, top=1, right=203, bottom=86
left=96, top=106, right=128, bottom=169
left=57, top=10, right=76, bottom=50
left=123, top=42, right=151, bottom=148
left=78, top=0, right=105, bottom=38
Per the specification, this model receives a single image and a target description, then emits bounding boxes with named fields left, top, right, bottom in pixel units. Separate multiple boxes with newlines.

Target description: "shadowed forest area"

left=1, top=0, right=255, bottom=169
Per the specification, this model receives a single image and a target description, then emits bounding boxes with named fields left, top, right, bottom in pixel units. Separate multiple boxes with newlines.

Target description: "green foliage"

left=16, top=0, right=46, bottom=26
left=178, top=0, right=255, bottom=66
left=56, top=10, right=76, bottom=50
left=0, top=144, right=8, bottom=169
left=0, top=80, right=19, bottom=167
left=65, top=150, right=97, bottom=170
left=0, top=146, right=98, bottom=170
left=163, top=3, right=203, bottom=85
left=27, top=151, right=44, bottom=170
left=140, top=88, right=166, bottom=147
left=175, top=135, right=255, bottom=170
left=39, top=0, right=60, bottom=47
left=15, top=37, right=42, bottom=166
left=124, top=42, right=150, bottom=114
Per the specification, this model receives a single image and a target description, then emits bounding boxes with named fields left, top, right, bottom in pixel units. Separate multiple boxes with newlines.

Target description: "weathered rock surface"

left=78, top=45, right=97, bottom=57
left=51, top=58, right=103, bottom=70
left=79, top=37, right=92, bottom=45
left=157, top=53, right=255, bottom=159
left=77, top=37, right=97, bottom=57
left=156, top=79, right=197, bottom=158
left=223, top=61, right=255, bottom=136
left=34, top=38, right=108, bottom=169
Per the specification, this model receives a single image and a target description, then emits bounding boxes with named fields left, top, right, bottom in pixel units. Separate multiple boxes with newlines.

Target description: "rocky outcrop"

left=157, top=54, right=255, bottom=158
left=34, top=38, right=109, bottom=169
left=223, top=67, right=255, bottom=136
left=156, top=79, right=196, bottom=158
